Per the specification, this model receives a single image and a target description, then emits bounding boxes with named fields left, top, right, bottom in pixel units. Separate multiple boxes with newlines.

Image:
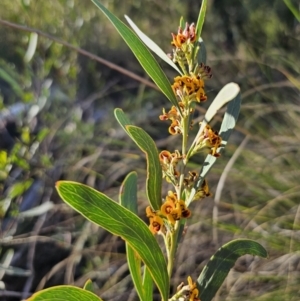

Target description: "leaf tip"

left=55, top=181, right=62, bottom=188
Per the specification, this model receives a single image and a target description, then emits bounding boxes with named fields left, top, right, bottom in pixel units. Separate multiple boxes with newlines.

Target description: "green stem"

left=178, top=112, right=190, bottom=194
left=167, top=221, right=180, bottom=279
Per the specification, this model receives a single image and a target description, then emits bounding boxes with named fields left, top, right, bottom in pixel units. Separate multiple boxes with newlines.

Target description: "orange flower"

left=161, top=191, right=191, bottom=223
left=169, top=120, right=181, bottom=135
left=193, top=179, right=211, bottom=201
left=202, top=125, right=222, bottom=156
left=178, top=200, right=191, bottom=218
left=161, top=199, right=181, bottom=224
left=171, top=23, right=196, bottom=49
left=195, top=124, right=222, bottom=157
left=172, top=75, right=207, bottom=103
left=187, top=276, right=200, bottom=301
left=159, top=150, right=173, bottom=165
left=146, top=206, right=164, bottom=235
left=149, top=215, right=164, bottom=234
left=159, top=106, right=179, bottom=121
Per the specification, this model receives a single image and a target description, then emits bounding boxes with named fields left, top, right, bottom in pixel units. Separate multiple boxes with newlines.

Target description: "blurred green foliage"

left=0, top=0, right=299, bottom=300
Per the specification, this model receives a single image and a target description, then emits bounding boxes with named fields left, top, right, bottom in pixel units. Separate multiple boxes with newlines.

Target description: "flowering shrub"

left=26, top=1, right=267, bottom=301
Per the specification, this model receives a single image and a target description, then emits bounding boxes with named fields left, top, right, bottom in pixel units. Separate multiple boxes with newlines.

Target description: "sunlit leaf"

left=91, top=0, right=177, bottom=106
left=125, top=15, right=182, bottom=75
left=26, top=286, right=103, bottom=301
left=56, top=181, right=168, bottom=301
left=198, top=239, right=268, bottom=301
left=205, top=83, right=240, bottom=123
left=24, top=32, right=38, bottom=63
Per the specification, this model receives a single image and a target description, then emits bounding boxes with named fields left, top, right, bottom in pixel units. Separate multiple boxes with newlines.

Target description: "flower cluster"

left=193, top=124, right=222, bottom=157
left=147, top=21, right=218, bottom=235
left=171, top=22, right=196, bottom=68
left=172, top=74, right=207, bottom=103
left=146, top=191, right=191, bottom=235
left=175, top=276, right=201, bottom=301
left=159, top=150, right=181, bottom=183
left=159, top=104, right=185, bottom=135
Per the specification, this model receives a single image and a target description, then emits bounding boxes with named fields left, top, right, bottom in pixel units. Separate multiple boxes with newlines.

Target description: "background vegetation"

left=0, top=0, right=299, bottom=300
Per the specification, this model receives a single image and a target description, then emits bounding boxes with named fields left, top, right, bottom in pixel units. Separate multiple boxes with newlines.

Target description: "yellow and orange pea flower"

left=161, top=191, right=191, bottom=224
left=145, top=191, right=192, bottom=234
left=202, top=124, right=222, bottom=157
left=172, top=75, right=207, bottom=103
left=146, top=206, right=164, bottom=234
left=187, top=276, right=200, bottom=301
left=171, top=22, right=196, bottom=49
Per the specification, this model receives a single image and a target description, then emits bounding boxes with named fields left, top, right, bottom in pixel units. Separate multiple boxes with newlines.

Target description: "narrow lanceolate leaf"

left=126, top=126, right=162, bottom=210
left=119, top=172, right=146, bottom=301
left=56, top=181, right=168, bottom=301
left=114, top=109, right=162, bottom=210
left=91, top=0, right=177, bottom=106
left=197, top=239, right=268, bottom=301
left=187, top=88, right=241, bottom=205
left=193, top=0, right=207, bottom=60
left=195, top=0, right=208, bottom=43
left=26, top=285, right=103, bottom=301
left=125, top=15, right=182, bottom=75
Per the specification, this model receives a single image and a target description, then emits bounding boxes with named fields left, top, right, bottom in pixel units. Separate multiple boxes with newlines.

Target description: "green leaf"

left=83, top=279, right=95, bottom=293
left=91, top=0, right=177, bottom=106
left=198, top=239, right=268, bottom=301
left=119, top=172, right=145, bottom=301
left=26, top=285, right=103, bottom=301
left=126, top=126, right=162, bottom=210
left=114, top=109, right=162, bottom=210
left=143, top=267, right=153, bottom=301
left=125, top=15, right=182, bottom=75
left=114, top=108, right=133, bottom=134
left=179, top=17, right=185, bottom=29
left=56, top=181, right=169, bottom=301
left=197, top=38, right=207, bottom=64
left=119, top=171, right=138, bottom=213
left=205, top=83, right=240, bottom=123
left=195, top=0, right=208, bottom=43
left=187, top=87, right=241, bottom=205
